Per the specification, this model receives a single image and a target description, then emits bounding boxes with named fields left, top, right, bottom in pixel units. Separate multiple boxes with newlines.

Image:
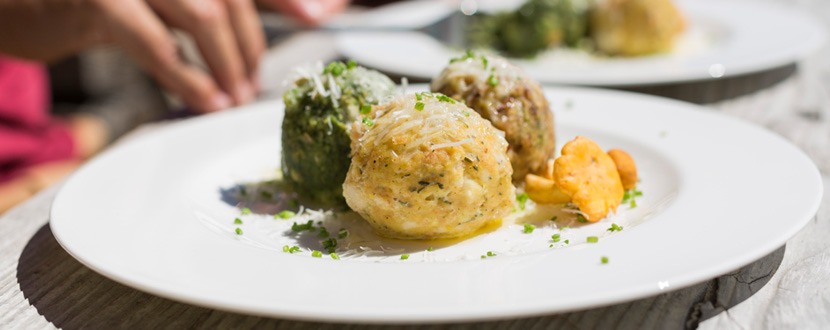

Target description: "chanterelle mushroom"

left=553, top=136, right=624, bottom=221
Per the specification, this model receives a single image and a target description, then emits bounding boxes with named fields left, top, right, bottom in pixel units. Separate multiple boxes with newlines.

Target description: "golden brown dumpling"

left=590, top=0, right=685, bottom=56
left=431, top=53, right=556, bottom=182
left=343, top=93, right=515, bottom=240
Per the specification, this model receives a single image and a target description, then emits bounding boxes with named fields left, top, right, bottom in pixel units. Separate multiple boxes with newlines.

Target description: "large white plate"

left=51, top=87, right=822, bottom=323
left=336, top=0, right=826, bottom=86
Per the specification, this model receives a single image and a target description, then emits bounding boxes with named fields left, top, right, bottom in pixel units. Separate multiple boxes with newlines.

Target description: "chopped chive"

left=415, top=92, right=423, bottom=101
left=601, top=256, right=609, bottom=264
left=587, top=236, right=599, bottom=243
left=549, top=244, right=554, bottom=248
left=338, top=228, right=349, bottom=239
left=481, top=255, right=487, bottom=259
left=234, top=218, right=243, bottom=225
left=415, top=102, right=425, bottom=111
left=577, top=214, right=588, bottom=223
left=462, top=111, right=470, bottom=117
left=241, top=207, right=252, bottom=215
left=311, top=250, right=323, bottom=258
left=362, top=117, right=375, bottom=127
left=523, top=223, right=535, bottom=234
left=516, top=192, right=529, bottom=211
left=275, top=210, right=296, bottom=219
left=322, top=238, right=337, bottom=253
left=331, top=253, right=341, bottom=260
left=481, top=56, right=488, bottom=68
left=400, top=254, right=410, bottom=260
left=427, top=247, right=434, bottom=252
left=318, top=227, right=330, bottom=238
left=607, top=223, right=623, bottom=232
left=552, top=233, right=561, bottom=242
left=487, top=74, right=498, bottom=87
left=282, top=245, right=289, bottom=252
left=289, top=246, right=301, bottom=254
left=486, top=251, right=496, bottom=257
left=235, top=227, right=243, bottom=235
left=436, top=94, right=456, bottom=104
left=565, top=239, right=570, bottom=244
left=291, top=220, right=316, bottom=232
left=347, top=60, right=357, bottom=69
left=360, top=104, right=372, bottom=114
left=630, top=200, right=637, bottom=208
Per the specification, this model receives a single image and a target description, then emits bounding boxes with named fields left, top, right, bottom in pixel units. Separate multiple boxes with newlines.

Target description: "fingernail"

left=212, top=92, right=232, bottom=111
left=234, top=82, right=254, bottom=105
left=302, top=1, right=324, bottom=22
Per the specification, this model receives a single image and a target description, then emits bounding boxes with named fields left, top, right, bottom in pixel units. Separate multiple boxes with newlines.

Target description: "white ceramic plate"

left=51, top=86, right=822, bottom=323
left=336, top=0, right=826, bottom=86
left=261, top=0, right=455, bottom=31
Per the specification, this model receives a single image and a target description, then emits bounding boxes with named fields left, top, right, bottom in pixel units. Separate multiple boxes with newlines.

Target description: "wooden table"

left=2, top=1, right=829, bottom=328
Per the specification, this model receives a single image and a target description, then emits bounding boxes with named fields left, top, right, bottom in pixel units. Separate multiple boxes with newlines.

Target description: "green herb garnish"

left=323, top=62, right=347, bottom=76
left=516, top=192, right=529, bottom=211
left=288, top=246, right=301, bottom=254
left=362, top=117, right=375, bottom=127
left=331, top=253, right=341, bottom=260
left=607, top=223, right=623, bottom=232
left=587, top=236, right=599, bottom=243
left=427, top=247, right=434, bottom=252
left=291, top=220, right=316, bottom=232
left=322, top=238, right=337, bottom=253
left=311, top=250, right=323, bottom=258
left=576, top=214, right=588, bottom=223
left=235, top=227, right=243, bottom=235
left=275, top=210, right=296, bottom=219
left=415, top=102, right=425, bottom=111
left=234, top=218, right=243, bottom=225
left=552, top=233, right=561, bottom=242
left=487, top=251, right=496, bottom=257
left=318, top=227, right=330, bottom=238
left=601, top=256, right=609, bottom=264
left=338, top=228, right=349, bottom=239
left=400, top=254, right=410, bottom=260
left=360, top=104, right=372, bottom=114
left=487, top=74, right=498, bottom=87
left=523, top=223, right=535, bottom=234
left=347, top=60, right=357, bottom=69
left=241, top=207, right=251, bottom=215
left=282, top=245, right=290, bottom=252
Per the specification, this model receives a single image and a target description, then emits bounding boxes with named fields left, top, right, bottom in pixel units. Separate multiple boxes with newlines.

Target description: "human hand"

left=0, top=0, right=265, bottom=113
left=258, top=0, right=350, bottom=25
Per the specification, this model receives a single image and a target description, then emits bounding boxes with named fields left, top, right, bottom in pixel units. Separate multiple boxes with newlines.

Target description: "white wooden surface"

left=2, top=0, right=829, bottom=328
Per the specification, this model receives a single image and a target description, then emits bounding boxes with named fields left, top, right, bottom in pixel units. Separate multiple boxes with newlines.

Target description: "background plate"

left=336, top=0, right=826, bottom=86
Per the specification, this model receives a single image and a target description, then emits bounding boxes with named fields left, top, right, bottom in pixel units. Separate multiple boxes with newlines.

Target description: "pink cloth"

left=0, top=55, right=74, bottom=182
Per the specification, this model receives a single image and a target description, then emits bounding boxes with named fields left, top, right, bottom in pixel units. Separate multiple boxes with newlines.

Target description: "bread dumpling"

left=343, top=93, right=515, bottom=239
left=431, top=53, right=556, bottom=182
left=590, top=0, right=685, bottom=56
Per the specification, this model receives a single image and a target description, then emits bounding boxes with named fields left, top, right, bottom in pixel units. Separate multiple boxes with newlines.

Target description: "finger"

left=96, top=0, right=231, bottom=112
left=224, top=0, right=265, bottom=85
left=148, top=0, right=253, bottom=105
left=261, top=0, right=349, bottom=25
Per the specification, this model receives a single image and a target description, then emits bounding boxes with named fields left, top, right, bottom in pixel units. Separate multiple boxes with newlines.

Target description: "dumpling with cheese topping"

left=343, top=93, right=515, bottom=240
left=281, top=61, right=396, bottom=206
left=431, top=52, right=556, bottom=182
